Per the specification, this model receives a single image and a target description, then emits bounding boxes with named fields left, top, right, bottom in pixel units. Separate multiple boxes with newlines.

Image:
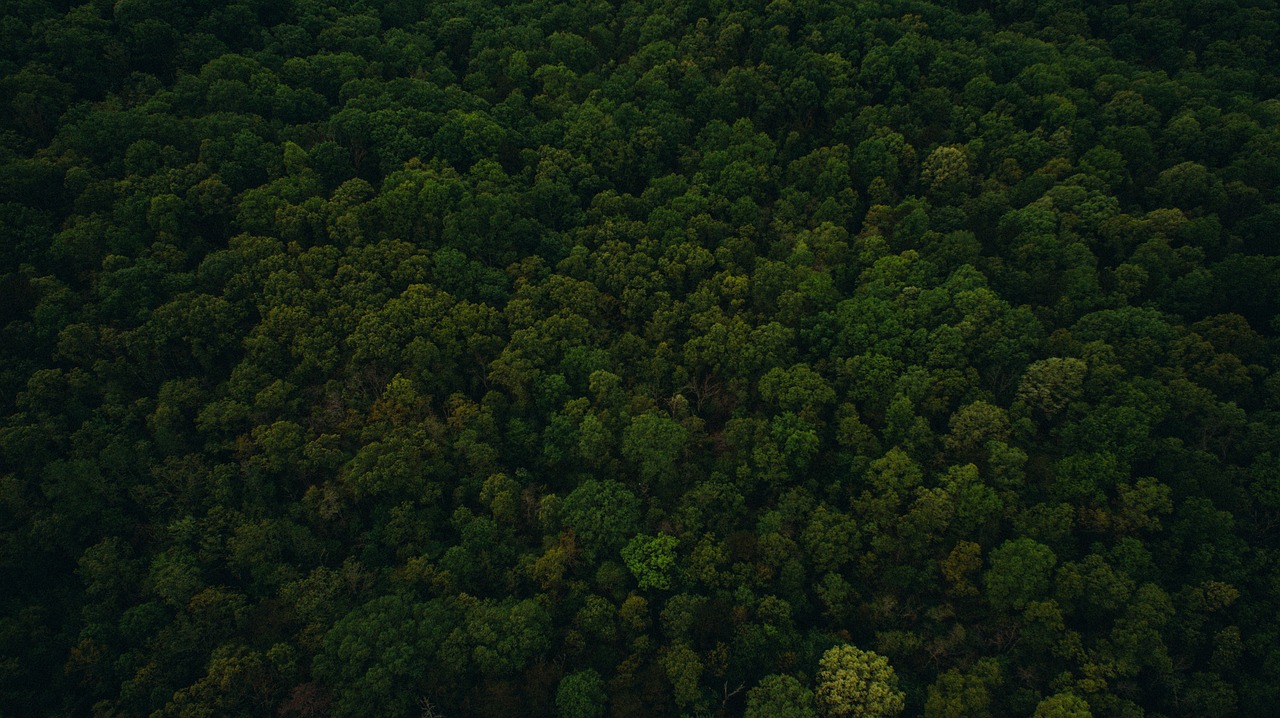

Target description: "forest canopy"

left=2, top=0, right=1280, bottom=716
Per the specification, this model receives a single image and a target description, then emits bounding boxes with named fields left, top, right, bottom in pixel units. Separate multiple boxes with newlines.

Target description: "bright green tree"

left=621, top=533, right=679, bottom=590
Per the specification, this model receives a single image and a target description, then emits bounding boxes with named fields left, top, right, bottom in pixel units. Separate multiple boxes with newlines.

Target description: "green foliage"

left=985, top=538, right=1058, bottom=611
left=556, top=669, right=607, bottom=718
left=2, top=0, right=1280, bottom=715
left=313, top=595, right=458, bottom=718
left=561, top=479, right=641, bottom=558
left=815, top=645, right=906, bottom=718
left=621, top=533, right=679, bottom=591
left=746, top=674, right=818, bottom=718
left=1034, top=692, right=1093, bottom=718
left=1017, top=358, right=1087, bottom=418
left=924, top=658, right=1001, bottom=718
left=661, top=642, right=705, bottom=709
left=621, top=413, right=687, bottom=483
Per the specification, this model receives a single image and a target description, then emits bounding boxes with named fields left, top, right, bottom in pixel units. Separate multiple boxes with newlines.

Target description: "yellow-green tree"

left=815, top=645, right=906, bottom=718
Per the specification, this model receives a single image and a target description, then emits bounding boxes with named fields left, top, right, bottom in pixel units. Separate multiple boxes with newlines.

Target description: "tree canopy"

left=2, top=0, right=1280, bottom=715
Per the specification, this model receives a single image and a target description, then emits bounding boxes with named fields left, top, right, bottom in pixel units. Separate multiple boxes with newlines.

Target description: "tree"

left=815, top=645, right=906, bottom=718
left=561, top=479, right=641, bottom=559
left=313, top=596, right=458, bottom=718
left=621, top=533, right=679, bottom=590
left=984, top=538, right=1057, bottom=611
left=1034, top=692, right=1093, bottom=718
left=1017, top=357, right=1087, bottom=419
left=622, top=413, right=688, bottom=485
left=941, top=541, right=983, bottom=598
left=922, top=145, right=972, bottom=201
left=945, top=401, right=1012, bottom=457
left=758, top=363, right=836, bottom=414
left=924, top=659, right=1001, bottom=718
left=1153, top=161, right=1225, bottom=214
left=746, top=674, right=818, bottom=718
left=801, top=506, right=861, bottom=574
left=556, top=669, right=607, bottom=718
left=660, top=643, right=705, bottom=709
left=437, top=598, right=552, bottom=678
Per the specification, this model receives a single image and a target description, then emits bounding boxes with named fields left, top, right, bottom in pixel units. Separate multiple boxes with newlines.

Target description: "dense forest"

left=2, top=0, right=1279, bottom=715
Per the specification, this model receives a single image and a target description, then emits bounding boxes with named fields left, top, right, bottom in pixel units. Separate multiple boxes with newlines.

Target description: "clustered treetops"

left=2, top=0, right=1279, bottom=716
